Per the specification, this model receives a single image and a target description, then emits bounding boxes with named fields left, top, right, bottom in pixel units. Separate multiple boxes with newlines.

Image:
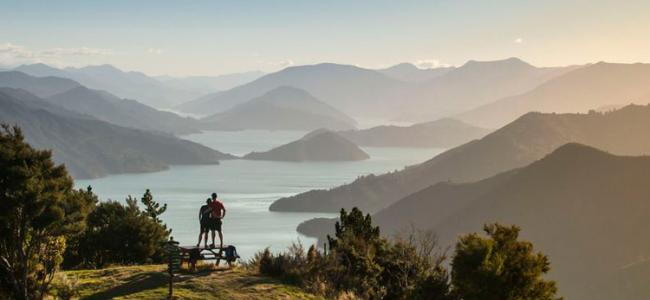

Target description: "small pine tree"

left=451, top=223, right=562, bottom=300
left=140, top=189, right=167, bottom=223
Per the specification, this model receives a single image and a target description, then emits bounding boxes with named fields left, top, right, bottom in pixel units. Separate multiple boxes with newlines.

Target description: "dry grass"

left=54, top=264, right=321, bottom=299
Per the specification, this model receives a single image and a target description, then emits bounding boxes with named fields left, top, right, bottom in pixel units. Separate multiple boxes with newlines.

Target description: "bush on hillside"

left=64, top=191, right=170, bottom=268
left=252, top=208, right=451, bottom=299
left=253, top=208, right=562, bottom=300
left=451, top=223, right=562, bottom=300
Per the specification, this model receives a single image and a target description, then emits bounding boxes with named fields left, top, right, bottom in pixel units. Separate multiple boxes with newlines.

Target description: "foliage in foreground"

left=252, top=208, right=452, bottom=299
left=252, top=208, right=561, bottom=300
left=0, top=126, right=95, bottom=299
left=63, top=191, right=171, bottom=268
left=0, top=124, right=171, bottom=299
left=451, top=223, right=562, bottom=300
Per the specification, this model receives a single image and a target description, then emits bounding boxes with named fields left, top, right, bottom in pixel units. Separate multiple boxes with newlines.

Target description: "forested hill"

left=371, top=143, right=650, bottom=300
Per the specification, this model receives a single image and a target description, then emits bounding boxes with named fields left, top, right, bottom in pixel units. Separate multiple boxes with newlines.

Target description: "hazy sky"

left=1, top=0, right=649, bottom=76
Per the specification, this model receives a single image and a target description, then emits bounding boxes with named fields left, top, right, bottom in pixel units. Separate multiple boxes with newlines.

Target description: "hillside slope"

left=272, top=104, right=650, bottom=213
left=0, top=88, right=233, bottom=179
left=371, top=144, right=650, bottom=300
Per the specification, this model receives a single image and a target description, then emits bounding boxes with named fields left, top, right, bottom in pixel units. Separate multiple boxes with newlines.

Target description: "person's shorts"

left=209, top=218, right=222, bottom=231
left=200, top=220, right=210, bottom=232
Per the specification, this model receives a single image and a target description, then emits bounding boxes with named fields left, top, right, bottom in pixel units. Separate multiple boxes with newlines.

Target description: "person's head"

left=206, top=198, right=211, bottom=205
left=211, top=192, right=217, bottom=200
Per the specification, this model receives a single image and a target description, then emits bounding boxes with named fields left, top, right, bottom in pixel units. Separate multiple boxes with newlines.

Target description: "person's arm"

left=221, top=204, right=226, bottom=219
left=198, top=207, right=202, bottom=221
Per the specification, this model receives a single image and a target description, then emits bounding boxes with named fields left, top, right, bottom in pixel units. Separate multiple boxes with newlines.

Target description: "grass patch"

left=55, top=264, right=320, bottom=299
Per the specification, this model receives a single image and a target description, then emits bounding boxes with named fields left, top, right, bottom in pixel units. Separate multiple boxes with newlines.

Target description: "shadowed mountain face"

left=272, top=104, right=650, bottom=213
left=243, top=130, right=369, bottom=162
left=203, top=86, right=357, bottom=131
left=14, top=63, right=200, bottom=108
left=0, top=71, right=81, bottom=98
left=367, top=144, right=650, bottom=300
left=458, top=62, right=650, bottom=128
left=47, top=86, right=202, bottom=135
left=338, top=118, right=490, bottom=148
left=177, top=58, right=572, bottom=122
left=0, top=88, right=234, bottom=179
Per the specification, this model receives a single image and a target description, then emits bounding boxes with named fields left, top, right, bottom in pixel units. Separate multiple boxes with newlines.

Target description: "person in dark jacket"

left=196, top=198, right=212, bottom=248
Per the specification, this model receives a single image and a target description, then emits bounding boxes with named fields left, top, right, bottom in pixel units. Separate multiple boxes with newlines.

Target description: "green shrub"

left=64, top=191, right=170, bottom=268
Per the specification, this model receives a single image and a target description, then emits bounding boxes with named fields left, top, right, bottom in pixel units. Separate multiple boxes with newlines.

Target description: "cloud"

left=147, top=48, right=165, bottom=55
left=0, top=42, right=113, bottom=66
left=259, top=59, right=294, bottom=69
left=514, top=37, right=524, bottom=44
left=414, top=59, right=450, bottom=69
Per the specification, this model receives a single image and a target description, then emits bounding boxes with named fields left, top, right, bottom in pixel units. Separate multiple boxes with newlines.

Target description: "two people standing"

left=197, top=192, right=226, bottom=249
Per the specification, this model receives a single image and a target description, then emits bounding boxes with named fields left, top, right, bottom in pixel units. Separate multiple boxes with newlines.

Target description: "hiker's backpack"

left=225, top=245, right=238, bottom=262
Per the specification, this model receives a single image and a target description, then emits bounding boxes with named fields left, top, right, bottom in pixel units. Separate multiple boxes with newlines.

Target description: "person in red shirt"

left=209, top=192, right=226, bottom=249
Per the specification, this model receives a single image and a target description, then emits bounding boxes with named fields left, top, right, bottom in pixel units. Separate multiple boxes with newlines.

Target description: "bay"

left=76, top=130, right=445, bottom=259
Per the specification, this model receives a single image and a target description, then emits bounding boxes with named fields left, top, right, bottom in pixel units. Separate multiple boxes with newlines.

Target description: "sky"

left=1, top=0, right=649, bottom=76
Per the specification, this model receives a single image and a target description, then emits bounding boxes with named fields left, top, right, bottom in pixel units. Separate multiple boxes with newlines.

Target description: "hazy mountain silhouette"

left=243, top=129, right=369, bottom=162
left=457, top=62, right=650, bottom=128
left=338, top=118, right=489, bottom=148
left=398, top=57, right=577, bottom=121
left=367, top=143, right=650, bottom=300
left=15, top=63, right=200, bottom=108
left=272, top=104, right=650, bottom=213
left=203, top=86, right=357, bottom=131
left=47, top=86, right=202, bottom=135
left=156, top=71, right=264, bottom=94
left=377, top=63, right=453, bottom=82
left=177, top=63, right=406, bottom=118
left=178, top=58, right=572, bottom=122
left=0, top=88, right=234, bottom=179
left=0, top=71, right=81, bottom=97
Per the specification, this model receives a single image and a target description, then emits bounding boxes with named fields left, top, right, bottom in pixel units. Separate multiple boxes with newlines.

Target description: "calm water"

left=76, top=130, right=445, bottom=259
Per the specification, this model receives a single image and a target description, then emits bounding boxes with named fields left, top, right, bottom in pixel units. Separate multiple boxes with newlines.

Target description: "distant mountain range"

left=243, top=130, right=369, bottom=162
left=14, top=63, right=192, bottom=107
left=13, top=63, right=263, bottom=108
left=272, top=104, right=650, bottom=213
left=177, top=58, right=574, bottom=122
left=47, top=86, right=204, bottom=135
left=457, top=62, right=650, bottom=128
left=368, top=143, right=650, bottom=300
left=177, top=63, right=406, bottom=118
left=338, top=118, right=489, bottom=148
left=0, top=88, right=234, bottom=179
left=0, top=71, right=207, bottom=135
left=155, top=71, right=264, bottom=94
left=377, top=63, right=453, bottom=82
left=0, top=71, right=81, bottom=98
left=203, top=86, right=357, bottom=131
